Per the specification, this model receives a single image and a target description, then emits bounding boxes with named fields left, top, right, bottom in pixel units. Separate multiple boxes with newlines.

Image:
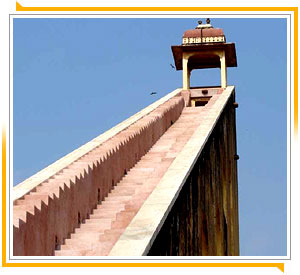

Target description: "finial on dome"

left=195, top=19, right=212, bottom=29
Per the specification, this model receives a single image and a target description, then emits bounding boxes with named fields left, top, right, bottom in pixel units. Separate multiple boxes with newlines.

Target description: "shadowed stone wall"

left=147, top=93, right=239, bottom=256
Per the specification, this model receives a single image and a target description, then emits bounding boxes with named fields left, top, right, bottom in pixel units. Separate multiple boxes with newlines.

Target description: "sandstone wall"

left=13, top=95, right=184, bottom=256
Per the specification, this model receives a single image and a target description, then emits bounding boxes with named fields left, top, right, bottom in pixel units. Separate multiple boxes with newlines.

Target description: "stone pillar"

left=182, top=53, right=190, bottom=90
left=219, top=51, right=227, bottom=88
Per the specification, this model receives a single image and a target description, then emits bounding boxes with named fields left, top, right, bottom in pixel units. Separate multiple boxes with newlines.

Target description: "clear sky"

left=13, top=17, right=287, bottom=256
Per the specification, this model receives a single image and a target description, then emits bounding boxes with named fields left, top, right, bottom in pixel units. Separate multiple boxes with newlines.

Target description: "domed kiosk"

left=171, top=19, right=237, bottom=90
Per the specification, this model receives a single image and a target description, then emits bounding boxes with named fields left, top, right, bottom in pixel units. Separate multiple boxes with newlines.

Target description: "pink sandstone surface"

left=13, top=87, right=230, bottom=256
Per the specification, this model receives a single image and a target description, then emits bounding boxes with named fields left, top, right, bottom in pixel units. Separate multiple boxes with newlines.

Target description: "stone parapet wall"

left=109, top=86, right=237, bottom=256
left=13, top=89, right=182, bottom=201
left=13, top=92, right=184, bottom=256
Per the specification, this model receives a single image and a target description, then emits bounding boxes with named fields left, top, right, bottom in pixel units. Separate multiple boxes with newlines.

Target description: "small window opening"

left=195, top=100, right=208, bottom=107
left=97, top=188, right=101, bottom=203
left=192, top=96, right=212, bottom=107
left=78, top=212, right=81, bottom=225
left=55, top=236, right=60, bottom=250
left=124, top=169, right=127, bottom=175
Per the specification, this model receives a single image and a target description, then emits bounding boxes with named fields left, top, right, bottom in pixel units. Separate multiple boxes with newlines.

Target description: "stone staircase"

left=54, top=106, right=207, bottom=256
left=13, top=95, right=185, bottom=256
left=13, top=91, right=222, bottom=256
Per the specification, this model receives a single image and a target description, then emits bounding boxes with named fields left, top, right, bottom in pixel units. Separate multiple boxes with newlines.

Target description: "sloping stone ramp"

left=55, top=97, right=219, bottom=256
left=13, top=90, right=222, bottom=256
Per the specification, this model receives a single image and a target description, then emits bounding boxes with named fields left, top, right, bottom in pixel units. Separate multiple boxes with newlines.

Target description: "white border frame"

left=7, top=12, right=292, bottom=263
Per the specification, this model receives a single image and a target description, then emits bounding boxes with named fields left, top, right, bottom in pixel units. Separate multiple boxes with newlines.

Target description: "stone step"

left=55, top=249, right=86, bottom=256
left=93, top=204, right=125, bottom=214
left=54, top=103, right=207, bottom=256
left=68, top=231, right=102, bottom=241
left=74, top=223, right=110, bottom=234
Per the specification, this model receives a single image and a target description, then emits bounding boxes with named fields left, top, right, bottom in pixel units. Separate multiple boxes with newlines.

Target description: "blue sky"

left=13, top=18, right=287, bottom=256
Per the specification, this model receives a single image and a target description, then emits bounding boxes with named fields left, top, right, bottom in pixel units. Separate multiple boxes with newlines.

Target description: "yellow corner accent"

left=2, top=126, right=6, bottom=266
left=1, top=262, right=285, bottom=270
left=15, top=3, right=298, bottom=12
left=277, top=263, right=285, bottom=273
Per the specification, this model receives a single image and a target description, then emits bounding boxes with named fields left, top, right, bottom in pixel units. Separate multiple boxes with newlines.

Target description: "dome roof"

left=183, top=28, right=224, bottom=38
left=182, top=20, right=226, bottom=45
